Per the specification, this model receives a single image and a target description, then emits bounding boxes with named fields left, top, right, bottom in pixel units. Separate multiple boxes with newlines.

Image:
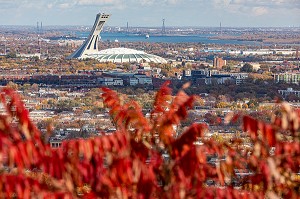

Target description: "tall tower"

left=296, top=47, right=299, bottom=70
left=68, top=13, right=111, bottom=59
left=220, top=22, right=222, bottom=36
left=38, top=36, right=42, bottom=54
left=37, top=21, right=39, bottom=33
left=162, top=19, right=166, bottom=35
left=41, top=22, right=43, bottom=34
left=126, top=22, right=129, bottom=34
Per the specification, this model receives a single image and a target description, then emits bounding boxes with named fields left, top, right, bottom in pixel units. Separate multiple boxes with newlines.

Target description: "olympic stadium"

left=68, top=13, right=167, bottom=64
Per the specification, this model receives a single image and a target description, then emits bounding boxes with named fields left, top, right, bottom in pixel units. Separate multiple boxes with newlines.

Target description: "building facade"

left=278, top=88, right=300, bottom=98
left=274, top=73, right=300, bottom=85
left=213, top=57, right=226, bottom=69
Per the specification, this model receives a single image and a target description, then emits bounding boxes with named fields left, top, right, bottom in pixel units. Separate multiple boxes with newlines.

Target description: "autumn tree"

left=216, top=101, right=230, bottom=108
left=6, top=81, right=18, bottom=90
left=0, top=84, right=298, bottom=198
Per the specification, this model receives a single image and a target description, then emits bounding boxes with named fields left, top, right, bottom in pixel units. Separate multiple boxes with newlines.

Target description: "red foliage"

left=0, top=84, right=299, bottom=198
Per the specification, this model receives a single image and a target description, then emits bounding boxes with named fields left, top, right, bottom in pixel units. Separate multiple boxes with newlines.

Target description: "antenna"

left=162, top=19, right=166, bottom=35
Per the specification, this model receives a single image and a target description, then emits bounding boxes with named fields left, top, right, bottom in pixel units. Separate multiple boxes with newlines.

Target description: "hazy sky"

left=0, top=0, right=299, bottom=27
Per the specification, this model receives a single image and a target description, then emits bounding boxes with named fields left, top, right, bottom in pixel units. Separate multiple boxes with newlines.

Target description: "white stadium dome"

left=87, top=47, right=167, bottom=64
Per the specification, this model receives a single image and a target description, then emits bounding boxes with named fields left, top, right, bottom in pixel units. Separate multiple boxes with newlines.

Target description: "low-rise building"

left=129, top=78, right=139, bottom=86
left=98, top=77, right=124, bottom=86
left=274, top=73, right=300, bottom=85
left=183, top=70, right=247, bottom=85
left=17, top=53, right=41, bottom=59
left=273, top=49, right=296, bottom=55
left=241, top=50, right=273, bottom=55
left=134, top=74, right=153, bottom=85
left=278, top=88, right=300, bottom=98
left=230, top=73, right=249, bottom=85
left=49, top=138, right=62, bottom=148
left=29, top=110, right=55, bottom=121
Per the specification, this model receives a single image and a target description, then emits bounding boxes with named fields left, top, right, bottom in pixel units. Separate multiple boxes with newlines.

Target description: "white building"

left=241, top=50, right=273, bottom=55
left=17, top=53, right=41, bottom=59
left=230, top=73, right=249, bottom=85
left=98, top=77, right=123, bottom=86
left=273, top=49, right=296, bottom=55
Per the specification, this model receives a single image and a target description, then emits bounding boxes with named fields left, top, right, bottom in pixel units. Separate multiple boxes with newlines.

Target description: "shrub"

left=0, top=82, right=299, bottom=198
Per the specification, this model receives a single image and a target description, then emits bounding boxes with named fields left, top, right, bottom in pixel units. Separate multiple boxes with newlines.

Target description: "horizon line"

left=0, top=25, right=299, bottom=29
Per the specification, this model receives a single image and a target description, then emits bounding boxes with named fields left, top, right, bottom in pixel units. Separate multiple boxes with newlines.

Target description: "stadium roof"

left=86, top=47, right=167, bottom=64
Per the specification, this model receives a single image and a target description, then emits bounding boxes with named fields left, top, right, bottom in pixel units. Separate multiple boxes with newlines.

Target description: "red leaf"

left=171, top=123, right=206, bottom=158
left=243, top=116, right=258, bottom=138
left=263, top=124, right=276, bottom=146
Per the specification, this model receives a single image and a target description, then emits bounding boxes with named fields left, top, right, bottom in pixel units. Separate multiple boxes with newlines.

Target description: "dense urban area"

left=1, top=0, right=300, bottom=195
left=0, top=26, right=300, bottom=147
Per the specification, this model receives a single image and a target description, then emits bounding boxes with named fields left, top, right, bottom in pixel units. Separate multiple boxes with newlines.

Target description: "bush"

left=0, top=82, right=299, bottom=198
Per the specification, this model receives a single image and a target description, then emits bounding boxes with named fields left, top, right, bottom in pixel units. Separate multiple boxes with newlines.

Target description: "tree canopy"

left=0, top=84, right=298, bottom=198
left=241, top=63, right=254, bottom=72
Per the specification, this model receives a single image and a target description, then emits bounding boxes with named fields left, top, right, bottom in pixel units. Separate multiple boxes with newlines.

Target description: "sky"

left=0, top=0, right=299, bottom=27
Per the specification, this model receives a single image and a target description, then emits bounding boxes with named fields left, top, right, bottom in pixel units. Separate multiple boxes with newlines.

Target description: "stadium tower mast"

left=68, top=13, right=111, bottom=59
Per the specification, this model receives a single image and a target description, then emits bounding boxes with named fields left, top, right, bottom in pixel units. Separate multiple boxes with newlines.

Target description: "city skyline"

left=0, top=0, right=299, bottom=27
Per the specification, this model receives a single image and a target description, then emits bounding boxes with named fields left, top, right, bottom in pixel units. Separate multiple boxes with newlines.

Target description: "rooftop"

left=87, top=47, right=167, bottom=64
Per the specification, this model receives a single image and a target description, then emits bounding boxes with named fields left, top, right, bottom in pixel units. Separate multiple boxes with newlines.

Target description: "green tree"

left=6, top=52, right=17, bottom=58
left=240, top=63, right=253, bottom=72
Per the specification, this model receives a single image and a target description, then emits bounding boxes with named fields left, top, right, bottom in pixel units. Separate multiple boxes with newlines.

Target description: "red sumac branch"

left=0, top=85, right=298, bottom=198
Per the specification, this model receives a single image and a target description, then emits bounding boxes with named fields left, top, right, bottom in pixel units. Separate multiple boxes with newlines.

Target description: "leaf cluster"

left=0, top=83, right=298, bottom=198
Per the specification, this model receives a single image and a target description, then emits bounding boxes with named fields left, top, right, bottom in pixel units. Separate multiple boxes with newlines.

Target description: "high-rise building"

left=213, top=57, right=226, bottom=69
left=37, top=21, right=39, bottom=33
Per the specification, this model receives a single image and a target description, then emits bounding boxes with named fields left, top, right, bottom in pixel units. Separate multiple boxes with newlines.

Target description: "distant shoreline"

left=212, top=35, right=300, bottom=45
left=68, top=32, right=261, bottom=45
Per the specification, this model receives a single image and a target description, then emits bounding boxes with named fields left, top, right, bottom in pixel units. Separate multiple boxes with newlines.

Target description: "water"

left=75, top=32, right=260, bottom=45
